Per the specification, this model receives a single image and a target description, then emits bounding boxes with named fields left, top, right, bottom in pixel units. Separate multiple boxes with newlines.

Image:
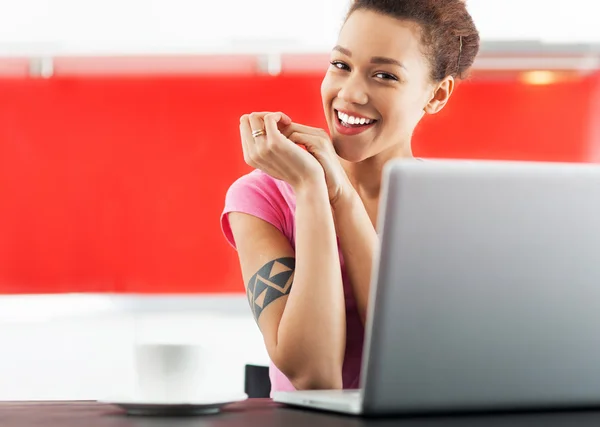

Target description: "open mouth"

left=335, top=110, right=377, bottom=128
left=334, top=109, right=377, bottom=136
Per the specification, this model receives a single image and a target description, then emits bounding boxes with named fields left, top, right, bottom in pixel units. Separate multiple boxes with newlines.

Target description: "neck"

left=343, top=143, right=413, bottom=200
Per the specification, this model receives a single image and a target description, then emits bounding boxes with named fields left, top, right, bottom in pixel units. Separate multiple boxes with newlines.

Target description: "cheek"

left=320, top=73, right=337, bottom=104
left=386, top=101, right=411, bottom=125
left=382, top=100, right=423, bottom=136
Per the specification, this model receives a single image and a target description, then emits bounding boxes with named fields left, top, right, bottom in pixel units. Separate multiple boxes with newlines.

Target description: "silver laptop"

left=273, top=158, right=600, bottom=416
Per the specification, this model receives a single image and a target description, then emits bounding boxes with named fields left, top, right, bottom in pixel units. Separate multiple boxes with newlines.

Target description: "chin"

left=331, top=138, right=372, bottom=163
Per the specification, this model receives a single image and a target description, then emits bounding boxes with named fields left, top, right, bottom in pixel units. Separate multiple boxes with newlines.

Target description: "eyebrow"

left=371, top=56, right=407, bottom=70
left=333, top=45, right=408, bottom=71
left=333, top=45, right=353, bottom=57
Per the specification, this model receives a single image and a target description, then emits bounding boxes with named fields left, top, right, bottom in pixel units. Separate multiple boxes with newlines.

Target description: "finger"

left=242, top=111, right=291, bottom=122
left=277, top=112, right=293, bottom=126
left=248, top=113, right=268, bottom=143
left=288, top=132, right=321, bottom=153
left=240, top=115, right=255, bottom=148
left=246, top=112, right=292, bottom=129
left=282, top=122, right=329, bottom=139
left=249, top=111, right=292, bottom=127
left=263, top=114, right=307, bottom=154
left=240, top=116, right=260, bottom=167
left=263, top=113, right=288, bottom=142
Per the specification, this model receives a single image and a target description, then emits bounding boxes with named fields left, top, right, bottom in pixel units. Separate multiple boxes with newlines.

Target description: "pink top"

left=220, top=169, right=365, bottom=395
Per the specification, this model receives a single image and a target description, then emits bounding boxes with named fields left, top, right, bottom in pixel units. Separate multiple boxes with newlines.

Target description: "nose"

left=337, top=74, right=368, bottom=105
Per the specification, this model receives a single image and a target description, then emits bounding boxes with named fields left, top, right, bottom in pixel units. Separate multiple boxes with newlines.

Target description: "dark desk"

left=2, top=400, right=600, bottom=427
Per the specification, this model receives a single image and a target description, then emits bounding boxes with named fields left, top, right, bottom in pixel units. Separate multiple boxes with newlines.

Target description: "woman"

left=221, top=0, right=480, bottom=394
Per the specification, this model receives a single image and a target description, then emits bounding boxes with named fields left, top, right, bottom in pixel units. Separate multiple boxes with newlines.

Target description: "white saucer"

left=98, top=393, right=248, bottom=416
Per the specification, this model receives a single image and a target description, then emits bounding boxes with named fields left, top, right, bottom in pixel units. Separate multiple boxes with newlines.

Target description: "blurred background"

left=0, top=0, right=599, bottom=401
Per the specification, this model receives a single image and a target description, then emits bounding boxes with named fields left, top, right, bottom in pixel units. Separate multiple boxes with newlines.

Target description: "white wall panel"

left=0, top=1, right=597, bottom=55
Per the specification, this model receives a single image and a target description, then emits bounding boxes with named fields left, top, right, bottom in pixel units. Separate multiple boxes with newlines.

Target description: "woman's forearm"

left=274, top=180, right=346, bottom=390
left=332, top=192, right=379, bottom=324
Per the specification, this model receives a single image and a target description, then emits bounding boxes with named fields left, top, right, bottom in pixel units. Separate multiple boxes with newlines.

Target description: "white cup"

left=133, top=344, right=207, bottom=402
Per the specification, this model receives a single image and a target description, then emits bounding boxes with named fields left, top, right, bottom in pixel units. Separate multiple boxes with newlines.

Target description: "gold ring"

left=252, top=129, right=267, bottom=138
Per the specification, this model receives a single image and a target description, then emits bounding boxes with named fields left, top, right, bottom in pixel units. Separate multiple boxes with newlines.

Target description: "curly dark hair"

left=346, top=0, right=480, bottom=81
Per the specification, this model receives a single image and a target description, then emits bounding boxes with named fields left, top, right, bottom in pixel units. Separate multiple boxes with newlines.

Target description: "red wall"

left=415, top=74, right=599, bottom=162
left=1, top=70, right=599, bottom=294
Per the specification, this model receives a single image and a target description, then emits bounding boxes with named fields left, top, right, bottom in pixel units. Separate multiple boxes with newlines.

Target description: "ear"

left=424, top=76, right=455, bottom=115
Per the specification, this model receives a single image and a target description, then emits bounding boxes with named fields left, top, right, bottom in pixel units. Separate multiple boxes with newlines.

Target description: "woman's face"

left=321, top=9, right=453, bottom=163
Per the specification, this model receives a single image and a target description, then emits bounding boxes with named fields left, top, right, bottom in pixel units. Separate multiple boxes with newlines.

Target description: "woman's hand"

left=240, top=112, right=325, bottom=191
left=284, top=124, right=354, bottom=206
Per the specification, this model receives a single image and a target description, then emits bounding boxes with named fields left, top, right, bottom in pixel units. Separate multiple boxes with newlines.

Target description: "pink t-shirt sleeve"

left=220, top=171, right=288, bottom=249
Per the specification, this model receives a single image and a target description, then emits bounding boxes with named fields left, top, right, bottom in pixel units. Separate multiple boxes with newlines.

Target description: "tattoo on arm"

left=247, top=257, right=295, bottom=322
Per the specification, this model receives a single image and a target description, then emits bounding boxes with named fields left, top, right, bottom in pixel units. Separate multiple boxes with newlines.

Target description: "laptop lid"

left=360, top=159, right=600, bottom=415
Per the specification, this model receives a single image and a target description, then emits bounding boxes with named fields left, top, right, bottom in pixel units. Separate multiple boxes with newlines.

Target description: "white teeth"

left=336, top=110, right=374, bottom=126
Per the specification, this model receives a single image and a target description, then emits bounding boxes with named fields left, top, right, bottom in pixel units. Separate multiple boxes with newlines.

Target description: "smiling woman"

left=220, top=0, right=480, bottom=395
left=322, top=0, right=480, bottom=163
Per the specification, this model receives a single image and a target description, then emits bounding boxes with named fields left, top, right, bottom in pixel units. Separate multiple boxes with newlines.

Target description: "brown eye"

left=330, top=61, right=350, bottom=71
left=375, top=72, right=399, bottom=81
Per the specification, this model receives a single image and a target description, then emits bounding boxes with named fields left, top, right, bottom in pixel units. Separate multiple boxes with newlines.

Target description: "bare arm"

left=228, top=181, right=346, bottom=390
left=282, top=122, right=379, bottom=326
left=331, top=191, right=379, bottom=325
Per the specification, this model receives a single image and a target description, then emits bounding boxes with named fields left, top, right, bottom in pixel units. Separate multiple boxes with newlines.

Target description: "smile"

left=334, top=109, right=377, bottom=136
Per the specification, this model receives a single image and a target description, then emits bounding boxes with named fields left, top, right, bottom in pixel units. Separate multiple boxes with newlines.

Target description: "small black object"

left=244, top=364, right=271, bottom=398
